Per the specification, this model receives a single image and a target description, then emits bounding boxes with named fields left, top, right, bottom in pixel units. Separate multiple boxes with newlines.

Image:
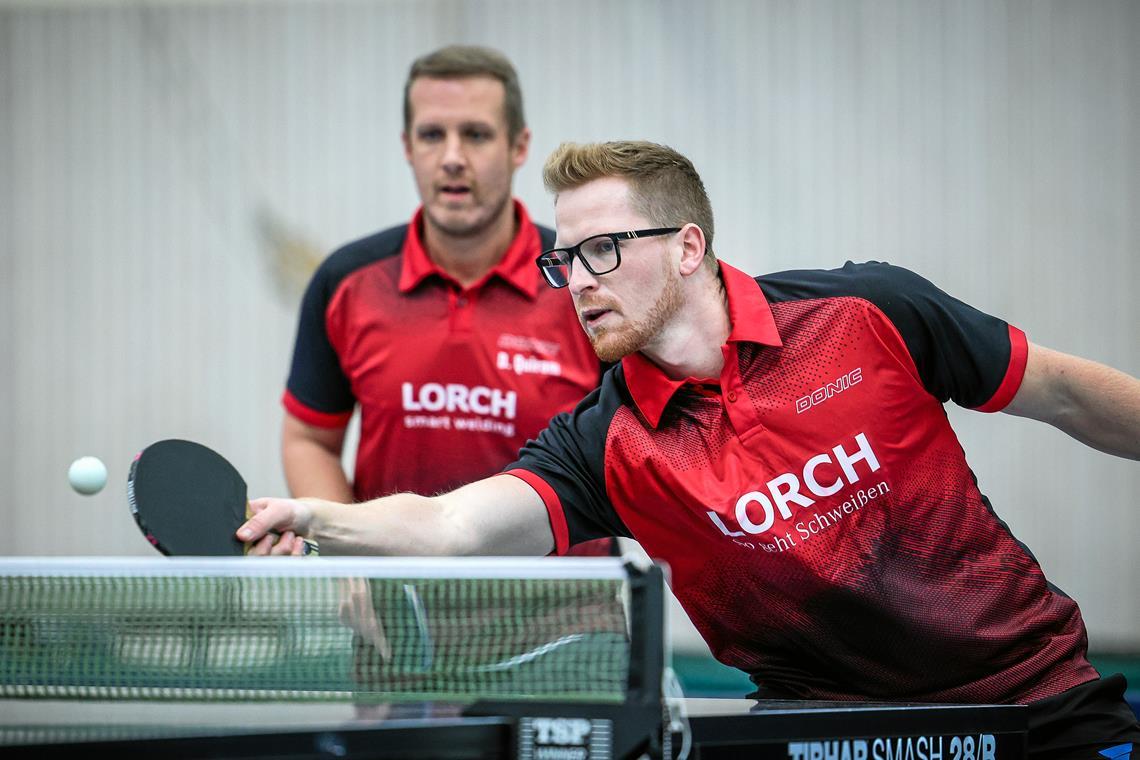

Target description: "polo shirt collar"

left=398, top=199, right=542, bottom=298
left=622, top=261, right=783, bottom=428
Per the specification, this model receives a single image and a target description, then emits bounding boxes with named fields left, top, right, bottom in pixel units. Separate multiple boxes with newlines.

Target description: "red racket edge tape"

left=127, top=450, right=171, bottom=555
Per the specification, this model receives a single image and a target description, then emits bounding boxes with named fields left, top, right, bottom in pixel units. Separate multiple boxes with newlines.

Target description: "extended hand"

left=239, top=497, right=317, bottom=555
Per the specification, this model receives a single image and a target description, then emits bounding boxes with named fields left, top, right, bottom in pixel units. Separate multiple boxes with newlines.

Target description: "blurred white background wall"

left=1, top=0, right=1137, bottom=654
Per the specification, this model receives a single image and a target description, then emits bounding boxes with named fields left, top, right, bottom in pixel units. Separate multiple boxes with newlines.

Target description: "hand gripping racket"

left=127, top=438, right=317, bottom=556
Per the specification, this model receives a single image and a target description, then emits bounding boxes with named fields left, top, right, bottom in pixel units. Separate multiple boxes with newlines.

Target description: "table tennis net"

left=0, top=558, right=635, bottom=703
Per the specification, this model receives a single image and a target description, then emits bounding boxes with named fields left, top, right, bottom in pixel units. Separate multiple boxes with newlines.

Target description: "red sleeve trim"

left=974, top=325, right=1028, bottom=413
left=281, top=389, right=354, bottom=428
left=503, top=469, right=569, bottom=556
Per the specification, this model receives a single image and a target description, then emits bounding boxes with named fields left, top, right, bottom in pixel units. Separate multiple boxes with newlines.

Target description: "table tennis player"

left=245, top=140, right=1140, bottom=758
left=277, top=45, right=618, bottom=720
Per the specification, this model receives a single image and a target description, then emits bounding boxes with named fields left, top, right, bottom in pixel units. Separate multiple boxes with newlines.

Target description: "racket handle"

left=240, top=534, right=320, bottom=556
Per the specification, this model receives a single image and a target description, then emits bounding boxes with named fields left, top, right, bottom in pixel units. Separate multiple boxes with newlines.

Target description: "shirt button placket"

left=450, top=288, right=474, bottom=332
left=722, top=348, right=763, bottom=438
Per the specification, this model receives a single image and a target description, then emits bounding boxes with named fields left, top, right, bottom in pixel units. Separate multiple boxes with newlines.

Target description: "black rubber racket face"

left=127, top=439, right=247, bottom=556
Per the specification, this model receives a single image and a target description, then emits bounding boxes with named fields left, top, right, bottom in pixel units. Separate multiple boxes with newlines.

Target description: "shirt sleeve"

left=504, top=379, right=632, bottom=555
left=841, top=261, right=1028, bottom=411
left=282, top=256, right=356, bottom=427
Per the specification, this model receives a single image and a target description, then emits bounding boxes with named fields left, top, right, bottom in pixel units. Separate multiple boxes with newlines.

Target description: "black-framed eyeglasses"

left=535, top=228, right=682, bottom=289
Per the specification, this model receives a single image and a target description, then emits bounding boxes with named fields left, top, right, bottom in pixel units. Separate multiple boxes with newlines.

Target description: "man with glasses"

left=249, top=140, right=1140, bottom=755
left=279, top=45, right=613, bottom=555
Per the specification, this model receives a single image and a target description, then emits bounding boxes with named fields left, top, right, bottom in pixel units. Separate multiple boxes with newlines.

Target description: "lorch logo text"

left=401, top=382, right=517, bottom=419
left=707, top=432, right=881, bottom=537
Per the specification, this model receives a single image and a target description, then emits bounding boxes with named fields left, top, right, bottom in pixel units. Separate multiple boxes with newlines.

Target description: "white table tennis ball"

left=68, top=456, right=108, bottom=495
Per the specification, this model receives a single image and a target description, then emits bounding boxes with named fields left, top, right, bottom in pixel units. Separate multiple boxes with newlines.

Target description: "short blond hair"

left=543, top=141, right=715, bottom=262
left=404, top=45, right=526, bottom=142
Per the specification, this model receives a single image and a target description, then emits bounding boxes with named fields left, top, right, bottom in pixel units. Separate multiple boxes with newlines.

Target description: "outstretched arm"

left=1003, top=342, right=1140, bottom=460
left=238, top=474, right=556, bottom=556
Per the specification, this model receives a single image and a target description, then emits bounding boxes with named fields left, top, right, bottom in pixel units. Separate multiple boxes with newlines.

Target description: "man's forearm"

left=1007, top=344, right=1140, bottom=460
left=1052, top=359, right=1140, bottom=459
left=304, top=493, right=465, bottom=556
left=283, top=440, right=355, bottom=502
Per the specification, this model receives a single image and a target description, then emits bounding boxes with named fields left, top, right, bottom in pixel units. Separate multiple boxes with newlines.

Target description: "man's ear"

left=677, top=223, right=708, bottom=277
left=511, top=127, right=532, bottom=170
left=402, top=131, right=412, bottom=164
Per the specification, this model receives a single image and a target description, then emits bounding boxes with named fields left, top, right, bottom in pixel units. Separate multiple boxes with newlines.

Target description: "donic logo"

left=796, top=368, right=863, bottom=414
left=1099, top=744, right=1132, bottom=760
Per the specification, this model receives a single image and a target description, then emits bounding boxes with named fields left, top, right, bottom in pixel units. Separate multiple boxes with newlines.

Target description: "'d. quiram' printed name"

left=497, top=351, right=562, bottom=377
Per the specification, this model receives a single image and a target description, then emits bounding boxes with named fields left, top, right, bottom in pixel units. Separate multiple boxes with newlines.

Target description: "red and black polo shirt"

left=508, top=260, right=1098, bottom=704
left=283, top=201, right=602, bottom=502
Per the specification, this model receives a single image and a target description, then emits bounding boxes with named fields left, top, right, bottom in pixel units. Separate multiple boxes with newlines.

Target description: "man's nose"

left=441, top=133, right=467, bottom=174
left=567, top=256, right=600, bottom=296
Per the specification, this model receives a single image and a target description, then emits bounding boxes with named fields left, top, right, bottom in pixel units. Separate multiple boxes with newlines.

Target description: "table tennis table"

left=0, top=556, right=1028, bottom=759
left=0, top=696, right=1026, bottom=759
left=0, top=697, right=1030, bottom=756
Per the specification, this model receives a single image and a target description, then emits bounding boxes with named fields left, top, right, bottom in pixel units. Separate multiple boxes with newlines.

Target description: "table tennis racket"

left=127, top=438, right=317, bottom=556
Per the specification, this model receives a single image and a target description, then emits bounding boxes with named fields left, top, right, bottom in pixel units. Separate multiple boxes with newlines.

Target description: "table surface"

left=0, top=697, right=1029, bottom=759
